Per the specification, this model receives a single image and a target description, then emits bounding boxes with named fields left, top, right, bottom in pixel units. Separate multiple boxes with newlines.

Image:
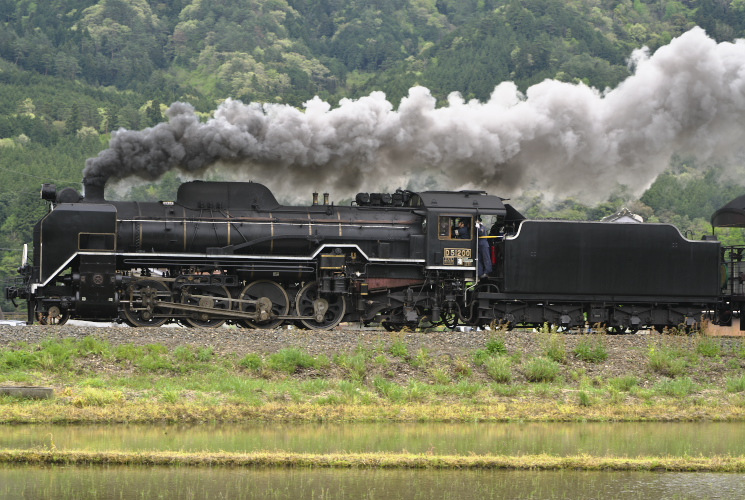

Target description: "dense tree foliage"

left=0, top=0, right=720, bottom=105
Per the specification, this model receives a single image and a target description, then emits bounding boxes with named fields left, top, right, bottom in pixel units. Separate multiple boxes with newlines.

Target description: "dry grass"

left=2, top=449, right=745, bottom=471
left=2, top=400, right=745, bottom=423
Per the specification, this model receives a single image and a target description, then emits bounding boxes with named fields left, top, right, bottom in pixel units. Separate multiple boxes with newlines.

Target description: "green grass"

left=727, top=375, right=745, bottom=393
left=238, top=353, right=264, bottom=371
left=373, top=376, right=407, bottom=402
left=647, top=345, right=688, bottom=377
left=389, top=338, right=409, bottom=359
left=428, top=366, right=451, bottom=384
left=523, top=357, right=560, bottom=383
left=573, top=335, right=608, bottom=363
left=578, top=390, right=594, bottom=406
left=485, top=336, right=508, bottom=356
left=695, top=337, right=722, bottom=357
left=77, top=388, right=124, bottom=406
left=3, top=334, right=745, bottom=424
left=484, top=356, right=512, bottom=383
left=540, top=332, right=567, bottom=364
left=334, top=352, right=368, bottom=380
left=267, top=348, right=328, bottom=374
left=608, top=375, right=639, bottom=392
left=410, top=348, right=431, bottom=368
left=654, top=377, right=697, bottom=398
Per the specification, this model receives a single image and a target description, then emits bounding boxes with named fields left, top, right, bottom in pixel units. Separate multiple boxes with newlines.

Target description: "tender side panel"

left=503, top=221, right=721, bottom=298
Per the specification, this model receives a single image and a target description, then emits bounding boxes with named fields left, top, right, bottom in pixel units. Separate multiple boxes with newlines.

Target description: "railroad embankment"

left=1, top=325, right=745, bottom=423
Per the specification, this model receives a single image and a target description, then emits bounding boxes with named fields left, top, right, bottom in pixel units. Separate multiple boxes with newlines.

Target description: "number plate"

left=444, top=248, right=472, bottom=258
left=443, top=248, right=473, bottom=266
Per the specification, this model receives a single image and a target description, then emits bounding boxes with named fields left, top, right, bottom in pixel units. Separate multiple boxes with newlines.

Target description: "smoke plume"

left=84, top=27, right=745, bottom=202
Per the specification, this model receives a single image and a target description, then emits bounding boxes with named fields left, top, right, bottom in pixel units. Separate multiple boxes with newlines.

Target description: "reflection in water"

left=3, top=422, right=745, bottom=456
left=2, top=466, right=745, bottom=500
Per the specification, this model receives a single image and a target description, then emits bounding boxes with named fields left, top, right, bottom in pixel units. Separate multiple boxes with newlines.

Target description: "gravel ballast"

left=2, top=323, right=735, bottom=384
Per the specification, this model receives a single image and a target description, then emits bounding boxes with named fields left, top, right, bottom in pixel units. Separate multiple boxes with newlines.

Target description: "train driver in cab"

left=454, top=219, right=470, bottom=239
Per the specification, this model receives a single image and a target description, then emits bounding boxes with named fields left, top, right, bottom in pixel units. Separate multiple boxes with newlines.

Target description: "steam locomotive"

left=5, top=176, right=745, bottom=331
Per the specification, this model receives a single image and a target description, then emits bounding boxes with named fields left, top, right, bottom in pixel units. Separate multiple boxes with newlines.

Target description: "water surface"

left=2, top=465, right=744, bottom=499
left=3, top=421, right=745, bottom=457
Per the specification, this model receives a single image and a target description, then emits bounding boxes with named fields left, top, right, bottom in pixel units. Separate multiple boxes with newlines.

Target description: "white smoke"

left=85, top=27, right=745, bottom=202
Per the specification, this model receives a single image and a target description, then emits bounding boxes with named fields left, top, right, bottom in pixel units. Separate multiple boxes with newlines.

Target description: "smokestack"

left=323, top=193, right=329, bottom=206
left=83, top=176, right=106, bottom=201
left=312, top=192, right=318, bottom=206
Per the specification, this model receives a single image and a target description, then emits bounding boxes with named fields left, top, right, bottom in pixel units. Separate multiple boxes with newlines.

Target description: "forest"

left=0, top=0, right=745, bottom=311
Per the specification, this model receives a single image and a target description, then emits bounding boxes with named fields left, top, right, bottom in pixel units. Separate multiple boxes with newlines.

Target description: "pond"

left=4, top=422, right=745, bottom=499
left=2, top=466, right=744, bottom=499
left=3, top=421, right=745, bottom=457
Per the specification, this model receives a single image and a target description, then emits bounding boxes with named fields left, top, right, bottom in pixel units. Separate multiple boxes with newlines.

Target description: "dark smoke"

left=84, top=28, right=745, bottom=202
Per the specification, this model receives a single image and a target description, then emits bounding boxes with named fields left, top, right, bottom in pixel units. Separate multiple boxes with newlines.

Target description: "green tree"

left=66, top=103, right=82, bottom=136
left=145, top=99, right=162, bottom=127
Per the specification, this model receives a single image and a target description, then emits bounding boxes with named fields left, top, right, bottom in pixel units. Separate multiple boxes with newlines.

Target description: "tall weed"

left=389, top=338, right=409, bottom=359
left=540, top=331, right=567, bottom=364
left=608, top=375, right=639, bottom=392
left=726, top=375, right=745, bottom=393
left=647, top=345, right=687, bottom=377
left=238, top=353, right=264, bottom=372
left=484, top=356, right=512, bottom=383
left=655, top=377, right=696, bottom=398
left=523, top=357, right=560, bottom=383
left=334, top=352, right=368, bottom=380
left=695, top=337, right=722, bottom=358
left=573, top=334, right=608, bottom=363
left=485, top=335, right=507, bottom=356
left=373, top=376, right=405, bottom=402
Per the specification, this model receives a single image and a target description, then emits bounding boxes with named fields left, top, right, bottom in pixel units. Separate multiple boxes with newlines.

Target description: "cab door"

left=426, top=212, right=476, bottom=271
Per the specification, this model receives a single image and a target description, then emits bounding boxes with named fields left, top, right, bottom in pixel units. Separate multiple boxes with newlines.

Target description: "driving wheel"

left=295, top=281, right=346, bottom=330
left=180, top=285, right=231, bottom=328
left=122, top=279, right=173, bottom=327
left=237, top=280, right=289, bottom=329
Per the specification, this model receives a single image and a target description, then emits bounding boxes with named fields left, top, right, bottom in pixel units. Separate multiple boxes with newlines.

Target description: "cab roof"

left=415, top=190, right=507, bottom=213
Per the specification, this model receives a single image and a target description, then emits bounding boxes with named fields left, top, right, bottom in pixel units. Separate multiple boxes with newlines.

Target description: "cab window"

left=438, top=216, right=472, bottom=240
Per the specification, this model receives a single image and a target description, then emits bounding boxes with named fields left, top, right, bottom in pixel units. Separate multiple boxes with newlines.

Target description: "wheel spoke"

left=122, top=279, right=172, bottom=327
left=180, top=285, right=231, bottom=328
left=238, top=280, right=289, bottom=329
left=296, top=281, right=346, bottom=330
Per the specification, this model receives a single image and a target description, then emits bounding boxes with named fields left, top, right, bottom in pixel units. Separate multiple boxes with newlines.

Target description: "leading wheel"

left=37, top=305, right=69, bottom=325
left=123, top=279, right=173, bottom=327
left=180, top=285, right=231, bottom=328
left=238, top=280, right=289, bottom=329
left=296, top=281, right=346, bottom=330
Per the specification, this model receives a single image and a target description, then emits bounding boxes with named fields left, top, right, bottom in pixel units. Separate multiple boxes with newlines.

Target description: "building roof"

left=600, top=207, right=643, bottom=223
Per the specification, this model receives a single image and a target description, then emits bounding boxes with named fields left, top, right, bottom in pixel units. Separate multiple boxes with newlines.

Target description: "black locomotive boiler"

left=5, top=176, right=744, bottom=331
